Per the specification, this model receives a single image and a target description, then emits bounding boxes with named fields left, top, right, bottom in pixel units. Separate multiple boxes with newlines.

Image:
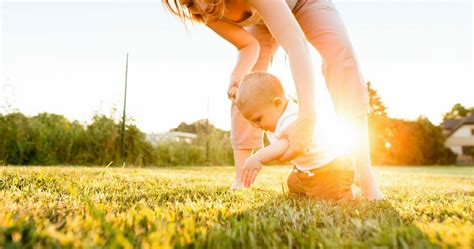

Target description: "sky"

left=1, top=0, right=472, bottom=133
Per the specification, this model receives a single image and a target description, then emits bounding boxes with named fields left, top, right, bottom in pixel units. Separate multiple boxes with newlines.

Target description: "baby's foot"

left=230, top=180, right=243, bottom=190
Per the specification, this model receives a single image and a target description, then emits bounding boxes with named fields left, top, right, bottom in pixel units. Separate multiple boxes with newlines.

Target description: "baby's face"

left=239, top=98, right=284, bottom=132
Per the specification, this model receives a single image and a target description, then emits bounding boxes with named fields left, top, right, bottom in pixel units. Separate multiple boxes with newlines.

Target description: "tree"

left=167, top=119, right=233, bottom=165
left=0, top=112, right=156, bottom=166
left=28, top=113, right=74, bottom=164
left=367, top=82, right=391, bottom=164
left=416, top=116, right=456, bottom=164
left=367, top=83, right=456, bottom=165
left=0, top=113, right=33, bottom=165
left=367, top=81, right=387, bottom=117
left=443, top=103, right=474, bottom=120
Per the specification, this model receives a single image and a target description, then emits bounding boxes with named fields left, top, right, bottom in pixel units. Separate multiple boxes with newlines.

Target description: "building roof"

left=444, top=114, right=474, bottom=138
left=441, top=119, right=462, bottom=130
left=169, top=131, right=197, bottom=139
left=464, top=114, right=474, bottom=124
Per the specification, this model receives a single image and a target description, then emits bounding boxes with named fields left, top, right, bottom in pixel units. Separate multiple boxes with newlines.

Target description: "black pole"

left=121, top=53, right=129, bottom=164
left=206, top=97, right=210, bottom=165
left=206, top=118, right=209, bottom=165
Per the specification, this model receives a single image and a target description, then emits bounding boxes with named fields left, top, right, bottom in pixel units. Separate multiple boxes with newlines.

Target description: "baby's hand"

left=240, top=156, right=263, bottom=187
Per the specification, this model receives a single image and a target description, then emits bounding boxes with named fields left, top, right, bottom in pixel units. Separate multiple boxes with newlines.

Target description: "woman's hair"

left=162, top=0, right=227, bottom=23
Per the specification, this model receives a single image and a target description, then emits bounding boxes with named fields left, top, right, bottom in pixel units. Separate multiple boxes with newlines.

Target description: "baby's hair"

left=236, top=72, right=285, bottom=109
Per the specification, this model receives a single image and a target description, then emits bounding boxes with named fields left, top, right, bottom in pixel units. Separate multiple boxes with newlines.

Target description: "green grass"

left=0, top=165, right=472, bottom=248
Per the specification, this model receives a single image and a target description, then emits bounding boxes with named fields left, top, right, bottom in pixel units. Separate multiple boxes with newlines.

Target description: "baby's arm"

left=254, top=139, right=289, bottom=163
left=241, top=139, right=289, bottom=187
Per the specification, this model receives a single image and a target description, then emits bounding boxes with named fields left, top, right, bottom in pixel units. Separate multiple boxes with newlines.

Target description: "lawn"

left=0, top=165, right=472, bottom=248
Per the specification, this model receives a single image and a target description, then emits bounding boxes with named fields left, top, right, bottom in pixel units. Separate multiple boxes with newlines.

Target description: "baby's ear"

left=273, top=97, right=283, bottom=108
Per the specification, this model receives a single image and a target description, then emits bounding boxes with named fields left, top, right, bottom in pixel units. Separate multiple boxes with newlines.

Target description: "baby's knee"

left=287, top=171, right=304, bottom=195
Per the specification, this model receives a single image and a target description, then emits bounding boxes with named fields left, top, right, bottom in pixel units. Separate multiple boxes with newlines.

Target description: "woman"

left=163, top=0, right=384, bottom=200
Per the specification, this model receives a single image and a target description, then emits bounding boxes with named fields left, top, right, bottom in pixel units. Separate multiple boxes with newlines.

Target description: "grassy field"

left=0, top=165, right=472, bottom=248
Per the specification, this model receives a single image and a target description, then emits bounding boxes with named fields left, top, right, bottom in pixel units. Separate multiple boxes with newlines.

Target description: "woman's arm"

left=206, top=20, right=260, bottom=100
left=250, top=0, right=317, bottom=161
left=250, top=0, right=315, bottom=117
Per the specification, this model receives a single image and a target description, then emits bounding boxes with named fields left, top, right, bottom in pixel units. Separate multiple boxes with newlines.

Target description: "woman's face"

left=180, top=0, right=212, bottom=15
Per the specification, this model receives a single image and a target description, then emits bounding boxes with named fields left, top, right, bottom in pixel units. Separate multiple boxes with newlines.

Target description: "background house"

left=146, top=131, right=197, bottom=145
left=442, top=114, right=474, bottom=164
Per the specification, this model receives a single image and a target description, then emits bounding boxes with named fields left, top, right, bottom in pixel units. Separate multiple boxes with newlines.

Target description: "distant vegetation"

left=367, top=82, right=457, bottom=165
left=0, top=113, right=232, bottom=166
left=0, top=113, right=155, bottom=166
left=442, top=103, right=474, bottom=121
left=0, top=83, right=467, bottom=166
left=155, top=119, right=233, bottom=166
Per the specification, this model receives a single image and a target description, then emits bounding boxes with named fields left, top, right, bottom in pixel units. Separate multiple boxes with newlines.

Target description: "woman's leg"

left=231, top=149, right=252, bottom=189
left=352, top=115, right=385, bottom=200
left=230, top=104, right=262, bottom=188
left=293, top=0, right=383, bottom=199
left=293, top=0, right=369, bottom=118
left=229, top=24, right=279, bottom=189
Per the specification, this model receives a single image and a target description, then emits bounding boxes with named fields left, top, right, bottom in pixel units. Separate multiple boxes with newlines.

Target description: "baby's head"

left=236, top=72, right=288, bottom=132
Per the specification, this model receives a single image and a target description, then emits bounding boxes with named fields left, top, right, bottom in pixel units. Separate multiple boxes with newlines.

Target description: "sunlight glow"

left=316, top=113, right=363, bottom=157
left=336, top=120, right=360, bottom=155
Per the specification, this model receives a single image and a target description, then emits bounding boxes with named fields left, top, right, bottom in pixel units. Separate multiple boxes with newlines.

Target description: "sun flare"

left=330, top=119, right=365, bottom=156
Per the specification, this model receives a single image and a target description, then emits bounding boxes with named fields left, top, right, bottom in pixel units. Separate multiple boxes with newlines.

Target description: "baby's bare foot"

left=229, top=180, right=243, bottom=190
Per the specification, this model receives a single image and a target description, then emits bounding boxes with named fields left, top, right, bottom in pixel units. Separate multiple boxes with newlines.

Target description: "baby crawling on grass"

left=234, top=72, right=357, bottom=201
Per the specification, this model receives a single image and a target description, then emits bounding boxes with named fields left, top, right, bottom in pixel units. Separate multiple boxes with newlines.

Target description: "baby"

left=235, top=72, right=356, bottom=200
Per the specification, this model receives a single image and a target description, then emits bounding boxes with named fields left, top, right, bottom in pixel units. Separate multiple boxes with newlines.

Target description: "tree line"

left=0, top=113, right=156, bottom=166
left=0, top=112, right=233, bottom=166
left=1, top=83, right=470, bottom=166
left=367, top=82, right=459, bottom=165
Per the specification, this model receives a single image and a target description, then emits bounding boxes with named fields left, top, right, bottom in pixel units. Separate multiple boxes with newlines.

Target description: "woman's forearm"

left=249, top=0, right=316, bottom=118
left=204, top=20, right=260, bottom=81
left=286, top=39, right=316, bottom=118
left=230, top=42, right=260, bottom=81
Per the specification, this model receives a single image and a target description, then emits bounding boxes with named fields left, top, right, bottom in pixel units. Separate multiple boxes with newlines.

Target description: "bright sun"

left=331, top=119, right=364, bottom=155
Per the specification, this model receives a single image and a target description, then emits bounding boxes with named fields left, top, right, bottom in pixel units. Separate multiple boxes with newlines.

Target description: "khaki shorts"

left=287, top=157, right=355, bottom=201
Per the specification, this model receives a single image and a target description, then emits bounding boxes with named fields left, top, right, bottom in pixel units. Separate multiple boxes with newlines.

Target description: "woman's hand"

left=277, top=114, right=316, bottom=161
left=227, top=75, right=241, bottom=104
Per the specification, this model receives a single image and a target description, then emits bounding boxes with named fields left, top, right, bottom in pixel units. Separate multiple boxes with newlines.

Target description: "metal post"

left=120, top=53, right=129, bottom=164
left=206, top=97, right=210, bottom=165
